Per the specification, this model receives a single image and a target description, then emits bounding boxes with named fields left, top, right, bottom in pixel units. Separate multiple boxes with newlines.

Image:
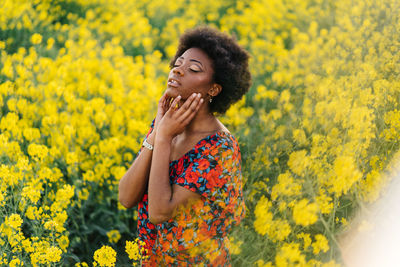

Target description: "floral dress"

left=136, top=120, right=245, bottom=266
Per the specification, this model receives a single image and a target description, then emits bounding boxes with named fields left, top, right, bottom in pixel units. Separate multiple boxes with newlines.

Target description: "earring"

left=209, top=97, right=213, bottom=103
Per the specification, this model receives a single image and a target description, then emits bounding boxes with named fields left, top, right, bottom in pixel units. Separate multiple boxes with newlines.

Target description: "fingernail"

left=197, top=93, right=201, bottom=97
left=192, top=93, right=196, bottom=97
left=200, top=98, right=204, bottom=103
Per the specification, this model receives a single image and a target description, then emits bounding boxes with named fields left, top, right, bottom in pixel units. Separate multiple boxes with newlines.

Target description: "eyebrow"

left=178, top=56, right=204, bottom=67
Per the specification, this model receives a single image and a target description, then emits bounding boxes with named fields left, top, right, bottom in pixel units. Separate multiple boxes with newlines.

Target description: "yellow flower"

left=52, top=184, right=75, bottom=212
left=5, top=214, right=23, bottom=229
left=275, top=242, right=305, bottom=266
left=66, top=151, right=78, bottom=165
left=254, top=196, right=291, bottom=242
left=31, top=33, right=42, bottom=45
left=253, top=196, right=273, bottom=236
left=125, top=239, right=140, bottom=261
left=78, top=188, right=89, bottom=201
left=229, top=236, right=243, bottom=255
left=25, top=206, right=42, bottom=220
left=44, top=247, right=62, bottom=263
left=23, top=127, right=41, bottom=142
left=106, top=230, right=121, bottom=244
left=21, top=182, right=43, bottom=204
left=110, top=166, right=126, bottom=181
left=83, top=170, right=96, bottom=182
left=312, top=234, right=329, bottom=254
left=315, top=191, right=333, bottom=214
left=0, top=191, right=5, bottom=206
left=271, top=219, right=291, bottom=242
left=287, top=150, right=309, bottom=176
left=292, top=199, right=318, bottom=226
left=330, top=156, right=362, bottom=196
left=44, top=220, right=58, bottom=230
left=271, top=172, right=302, bottom=200
left=46, top=37, right=55, bottom=50
left=297, top=233, right=312, bottom=249
left=22, top=238, right=33, bottom=253
left=27, top=143, right=48, bottom=161
left=75, top=262, right=89, bottom=267
left=9, top=258, right=23, bottom=267
left=0, top=253, right=8, bottom=265
left=292, top=129, right=308, bottom=146
left=256, top=259, right=273, bottom=267
left=57, top=235, right=70, bottom=252
left=93, top=245, right=116, bottom=267
left=53, top=211, right=68, bottom=232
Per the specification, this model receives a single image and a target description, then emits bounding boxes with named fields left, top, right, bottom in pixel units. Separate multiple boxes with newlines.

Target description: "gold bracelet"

left=142, top=139, right=154, bottom=150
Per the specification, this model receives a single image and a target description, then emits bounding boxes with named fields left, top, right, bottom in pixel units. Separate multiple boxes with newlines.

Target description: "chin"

left=165, top=87, right=180, bottom=98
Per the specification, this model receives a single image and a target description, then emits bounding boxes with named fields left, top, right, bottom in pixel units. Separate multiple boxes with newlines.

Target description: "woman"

left=118, top=26, right=251, bottom=266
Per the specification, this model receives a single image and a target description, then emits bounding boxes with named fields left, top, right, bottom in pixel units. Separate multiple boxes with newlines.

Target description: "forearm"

left=147, top=93, right=204, bottom=223
left=118, top=133, right=155, bottom=208
left=148, top=134, right=174, bottom=224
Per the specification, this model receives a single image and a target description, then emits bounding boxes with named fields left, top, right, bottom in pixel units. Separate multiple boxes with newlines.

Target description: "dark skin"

left=118, top=48, right=229, bottom=224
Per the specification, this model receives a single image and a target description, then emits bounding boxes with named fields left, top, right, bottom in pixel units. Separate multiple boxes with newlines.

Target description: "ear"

left=208, top=83, right=222, bottom=97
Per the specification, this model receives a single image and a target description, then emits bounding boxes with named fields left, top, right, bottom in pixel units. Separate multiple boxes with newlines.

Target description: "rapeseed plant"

left=0, top=0, right=399, bottom=265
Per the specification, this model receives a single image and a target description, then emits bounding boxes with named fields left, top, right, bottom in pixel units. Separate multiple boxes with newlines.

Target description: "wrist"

left=155, top=132, right=173, bottom=145
left=147, top=131, right=156, bottom=144
left=142, top=139, right=154, bottom=150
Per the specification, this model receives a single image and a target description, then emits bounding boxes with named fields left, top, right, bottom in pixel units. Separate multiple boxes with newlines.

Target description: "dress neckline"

left=169, top=131, right=233, bottom=164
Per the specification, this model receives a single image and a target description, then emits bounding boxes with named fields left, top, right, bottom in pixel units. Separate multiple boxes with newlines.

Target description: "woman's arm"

left=118, top=131, right=155, bottom=209
left=148, top=93, right=204, bottom=224
left=118, top=93, right=170, bottom=209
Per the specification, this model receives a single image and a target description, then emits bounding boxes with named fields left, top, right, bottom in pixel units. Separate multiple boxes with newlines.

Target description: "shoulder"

left=194, top=131, right=240, bottom=160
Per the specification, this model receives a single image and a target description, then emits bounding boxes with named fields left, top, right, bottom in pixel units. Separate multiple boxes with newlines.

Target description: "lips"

left=167, top=78, right=181, bottom=87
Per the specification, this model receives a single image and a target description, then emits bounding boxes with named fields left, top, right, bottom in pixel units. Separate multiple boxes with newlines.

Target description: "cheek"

left=183, top=81, right=212, bottom=101
left=187, top=75, right=213, bottom=91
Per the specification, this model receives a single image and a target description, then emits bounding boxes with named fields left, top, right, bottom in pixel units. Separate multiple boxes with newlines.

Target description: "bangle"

left=142, top=139, right=154, bottom=150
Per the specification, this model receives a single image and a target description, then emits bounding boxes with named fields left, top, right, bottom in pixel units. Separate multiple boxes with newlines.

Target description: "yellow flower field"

left=1, top=0, right=399, bottom=266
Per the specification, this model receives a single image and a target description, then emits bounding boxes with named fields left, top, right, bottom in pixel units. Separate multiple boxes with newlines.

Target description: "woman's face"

left=166, top=47, right=215, bottom=101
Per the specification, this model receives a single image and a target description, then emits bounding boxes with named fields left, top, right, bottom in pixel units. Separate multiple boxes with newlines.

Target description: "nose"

left=172, top=66, right=184, bottom=76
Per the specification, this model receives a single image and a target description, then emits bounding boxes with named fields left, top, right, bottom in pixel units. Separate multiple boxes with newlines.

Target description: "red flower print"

left=185, top=168, right=199, bottom=184
left=210, top=147, right=219, bottom=156
left=137, top=124, right=245, bottom=265
left=182, top=228, right=194, bottom=241
left=197, top=158, right=210, bottom=170
left=205, top=168, right=221, bottom=189
left=175, top=159, right=184, bottom=174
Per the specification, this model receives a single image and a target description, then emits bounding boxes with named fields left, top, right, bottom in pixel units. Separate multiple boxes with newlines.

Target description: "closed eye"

left=173, top=63, right=201, bottom=72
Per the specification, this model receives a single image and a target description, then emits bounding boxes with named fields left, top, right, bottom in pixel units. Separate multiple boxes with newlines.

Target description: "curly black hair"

left=169, top=26, right=252, bottom=114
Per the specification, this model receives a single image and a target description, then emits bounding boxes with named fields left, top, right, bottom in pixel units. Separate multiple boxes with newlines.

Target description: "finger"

left=168, top=96, right=174, bottom=110
left=176, top=93, right=198, bottom=115
left=162, top=92, right=169, bottom=101
left=162, top=92, right=174, bottom=111
left=181, top=97, right=204, bottom=125
left=159, top=93, right=168, bottom=106
left=168, top=95, right=181, bottom=112
left=163, top=95, right=170, bottom=111
left=179, top=93, right=202, bottom=121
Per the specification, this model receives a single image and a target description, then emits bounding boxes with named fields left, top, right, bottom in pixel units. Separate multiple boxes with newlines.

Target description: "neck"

left=183, top=104, right=216, bottom=134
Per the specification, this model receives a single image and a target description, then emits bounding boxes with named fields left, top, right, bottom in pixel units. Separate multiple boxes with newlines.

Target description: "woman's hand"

left=153, top=92, right=172, bottom=132
left=157, top=93, right=204, bottom=140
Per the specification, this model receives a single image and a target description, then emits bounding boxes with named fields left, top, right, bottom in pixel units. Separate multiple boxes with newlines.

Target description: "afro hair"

left=169, top=26, right=252, bottom=114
